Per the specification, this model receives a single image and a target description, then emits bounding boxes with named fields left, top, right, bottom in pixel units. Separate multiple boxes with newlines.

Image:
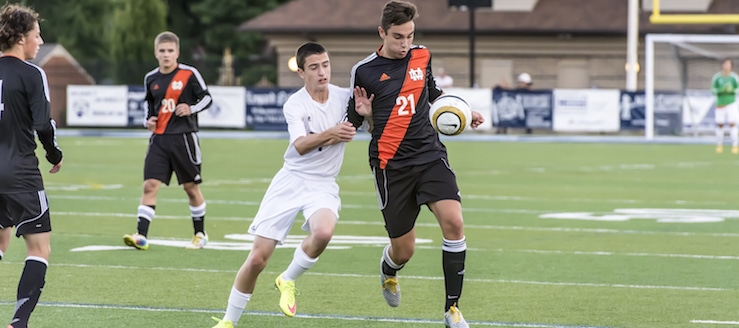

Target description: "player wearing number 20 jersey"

left=346, top=45, right=444, bottom=170
left=144, top=64, right=211, bottom=135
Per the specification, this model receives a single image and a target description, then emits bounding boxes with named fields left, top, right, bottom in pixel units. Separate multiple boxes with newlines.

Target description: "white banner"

left=67, top=85, right=128, bottom=127
left=198, top=86, right=246, bottom=128
left=682, top=89, right=714, bottom=133
left=443, top=88, right=493, bottom=131
left=553, top=89, right=620, bottom=132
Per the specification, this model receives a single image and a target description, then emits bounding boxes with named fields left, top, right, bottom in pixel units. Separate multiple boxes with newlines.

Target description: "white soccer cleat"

left=186, top=231, right=208, bottom=249
left=444, top=303, right=469, bottom=328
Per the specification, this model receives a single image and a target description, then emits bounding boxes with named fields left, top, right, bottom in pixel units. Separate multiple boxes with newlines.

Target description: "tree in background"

left=110, top=0, right=167, bottom=84
left=20, top=0, right=118, bottom=82
left=167, top=0, right=291, bottom=86
left=19, top=0, right=291, bottom=86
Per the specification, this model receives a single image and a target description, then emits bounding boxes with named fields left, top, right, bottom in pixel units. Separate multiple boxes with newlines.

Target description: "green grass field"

left=2, top=135, right=739, bottom=328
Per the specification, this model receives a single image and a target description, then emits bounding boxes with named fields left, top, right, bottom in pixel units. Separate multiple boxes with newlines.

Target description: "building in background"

left=30, top=44, right=95, bottom=127
left=239, top=0, right=739, bottom=91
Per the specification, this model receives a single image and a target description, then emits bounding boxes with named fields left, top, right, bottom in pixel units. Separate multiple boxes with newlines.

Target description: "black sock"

left=190, top=203, right=206, bottom=235
left=193, top=215, right=205, bottom=235
left=442, top=239, right=466, bottom=311
left=12, top=258, right=47, bottom=328
left=137, top=205, right=155, bottom=237
left=382, top=244, right=404, bottom=276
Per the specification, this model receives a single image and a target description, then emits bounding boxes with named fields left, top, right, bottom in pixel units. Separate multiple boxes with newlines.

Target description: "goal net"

left=645, top=34, right=739, bottom=139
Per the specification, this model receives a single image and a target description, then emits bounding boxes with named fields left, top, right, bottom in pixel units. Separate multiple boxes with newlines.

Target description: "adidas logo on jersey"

left=380, top=73, right=391, bottom=81
left=408, top=67, right=423, bottom=81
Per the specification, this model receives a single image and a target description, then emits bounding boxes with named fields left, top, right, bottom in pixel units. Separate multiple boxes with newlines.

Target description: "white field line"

left=413, top=246, right=739, bottom=261
left=52, top=210, right=739, bottom=238
left=0, top=262, right=729, bottom=292
left=49, top=191, right=733, bottom=207
left=691, top=320, right=739, bottom=325
left=0, top=301, right=614, bottom=328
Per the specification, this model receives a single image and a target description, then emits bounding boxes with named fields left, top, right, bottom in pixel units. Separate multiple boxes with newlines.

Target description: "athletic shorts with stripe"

left=248, top=168, right=340, bottom=245
left=144, top=133, right=203, bottom=185
left=373, top=158, right=461, bottom=238
left=0, top=190, right=52, bottom=237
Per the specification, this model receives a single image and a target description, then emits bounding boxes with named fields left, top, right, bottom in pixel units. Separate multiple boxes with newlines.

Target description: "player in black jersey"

left=346, top=1, right=483, bottom=327
left=123, top=31, right=212, bottom=251
left=0, top=4, right=63, bottom=328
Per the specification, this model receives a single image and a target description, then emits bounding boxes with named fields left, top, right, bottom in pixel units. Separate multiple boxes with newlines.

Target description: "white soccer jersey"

left=282, top=84, right=351, bottom=178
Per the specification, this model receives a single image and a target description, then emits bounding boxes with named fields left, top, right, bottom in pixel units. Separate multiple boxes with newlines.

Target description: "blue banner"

left=127, top=85, right=146, bottom=127
left=246, top=88, right=296, bottom=131
left=492, top=87, right=552, bottom=129
left=620, top=91, right=682, bottom=134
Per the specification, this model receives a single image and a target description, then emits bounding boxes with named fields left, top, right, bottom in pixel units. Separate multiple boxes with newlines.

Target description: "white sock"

left=223, top=286, right=251, bottom=324
left=0, top=249, right=4, bottom=260
left=731, top=126, right=738, bottom=147
left=717, top=127, right=725, bottom=146
left=282, top=246, right=318, bottom=281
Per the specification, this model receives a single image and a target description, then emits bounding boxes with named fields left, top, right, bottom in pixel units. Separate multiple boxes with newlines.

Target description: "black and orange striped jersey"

left=347, top=45, right=444, bottom=170
left=144, top=64, right=212, bottom=135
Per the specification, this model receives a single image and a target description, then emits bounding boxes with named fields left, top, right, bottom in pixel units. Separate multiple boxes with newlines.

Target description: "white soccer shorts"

left=715, top=101, right=739, bottom=125
left=248, top=167, right=340, bottom=244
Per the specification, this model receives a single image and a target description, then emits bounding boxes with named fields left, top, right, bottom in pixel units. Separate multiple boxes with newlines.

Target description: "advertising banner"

left=67, top=85, right=128, bottom=127
left=620, top=91, right=682, bottom=135
left=246, top=88, right=296, bottom=131
left=492, top=87, right=552, bottom=129
left=553, top=89, right=620, bottom=132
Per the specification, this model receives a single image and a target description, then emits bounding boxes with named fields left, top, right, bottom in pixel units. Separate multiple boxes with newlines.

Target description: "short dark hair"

left=0, top=3, right=40, bottom=52
left=296, top=42, right=327, bottom=70
left=381, top=0, right=418, bottom=32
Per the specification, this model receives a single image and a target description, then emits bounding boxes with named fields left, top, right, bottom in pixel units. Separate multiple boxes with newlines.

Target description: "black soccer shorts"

left=144, top=133, right=203, bottom=185
left=0, top=190, right=52, bottom=237
left=372, top=158, right=461, bottom=238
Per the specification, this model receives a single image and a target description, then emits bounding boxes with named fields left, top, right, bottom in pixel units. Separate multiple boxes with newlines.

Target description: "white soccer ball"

left=429, top=94, right=472, bottom=136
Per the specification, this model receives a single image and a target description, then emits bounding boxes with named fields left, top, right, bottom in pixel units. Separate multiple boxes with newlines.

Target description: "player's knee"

left=143, top=180, right=160, bottom=194
left=311, top=228, right=334, bottom=246
left=245, top=252, right=270, bottom=271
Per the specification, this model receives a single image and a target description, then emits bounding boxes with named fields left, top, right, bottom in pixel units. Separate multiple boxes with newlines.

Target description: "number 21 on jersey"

left=397, top=94, right=416, bottom=116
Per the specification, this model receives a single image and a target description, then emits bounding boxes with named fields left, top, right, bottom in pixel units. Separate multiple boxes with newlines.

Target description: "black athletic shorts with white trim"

left=372, top=158, right=461, bottom=238
left=0, top=190, right=52, bottom=237
left=144, top=133, right=203, bottom=185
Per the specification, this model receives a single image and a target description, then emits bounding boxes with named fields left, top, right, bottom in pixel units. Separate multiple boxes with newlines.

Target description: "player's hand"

left=470, top=111, right=485, bottom=129
left=50, top=158, right=63, bottom=174
left=354, top=86, right=375, bottom=117
left=175, top=103, right=192, bottom=117
left=146, top=116, right=158, bottom=132
left=335, top=121, right=356, bottom=142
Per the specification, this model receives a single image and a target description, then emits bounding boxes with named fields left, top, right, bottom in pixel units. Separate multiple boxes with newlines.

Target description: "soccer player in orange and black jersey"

left=123, top=31, right=212, bottom=251
left=346, top=1, right=484, bottom=327
left=0, top=4, right=62, bottom=328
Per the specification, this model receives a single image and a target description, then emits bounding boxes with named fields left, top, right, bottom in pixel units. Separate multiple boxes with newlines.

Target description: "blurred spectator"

left=435, top=67, right=454, bottom=88
left=516, top=72, right=533, bottom=90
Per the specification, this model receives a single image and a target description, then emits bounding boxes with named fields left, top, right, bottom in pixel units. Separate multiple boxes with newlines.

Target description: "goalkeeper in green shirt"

left=711, top=58, right=739, bottom=154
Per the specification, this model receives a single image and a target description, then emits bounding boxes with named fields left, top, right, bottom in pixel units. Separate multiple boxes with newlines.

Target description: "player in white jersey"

left=211, top=42, right=356, bottom=328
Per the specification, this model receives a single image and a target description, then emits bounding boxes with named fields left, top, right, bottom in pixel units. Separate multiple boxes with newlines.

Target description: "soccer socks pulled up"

left=442, top=237, right=466, bottom=312
left=137, top=204, right=155, bottom=237
left=223, top=286, right=251, bottom=324
left=282, top=246, right=318, bottom=281
left=190, top=202, right=206, bottom=235
left=716, top=127, right=725, bottom=146
left=381, top=244, right=404, bottom=276
left=11, top=256, right=48, bottom=328
left=731, top=125, right=739, bottom=147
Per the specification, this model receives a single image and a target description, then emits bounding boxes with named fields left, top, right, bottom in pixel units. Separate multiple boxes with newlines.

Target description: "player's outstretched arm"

left=293, top=122, right=356, bottom=155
